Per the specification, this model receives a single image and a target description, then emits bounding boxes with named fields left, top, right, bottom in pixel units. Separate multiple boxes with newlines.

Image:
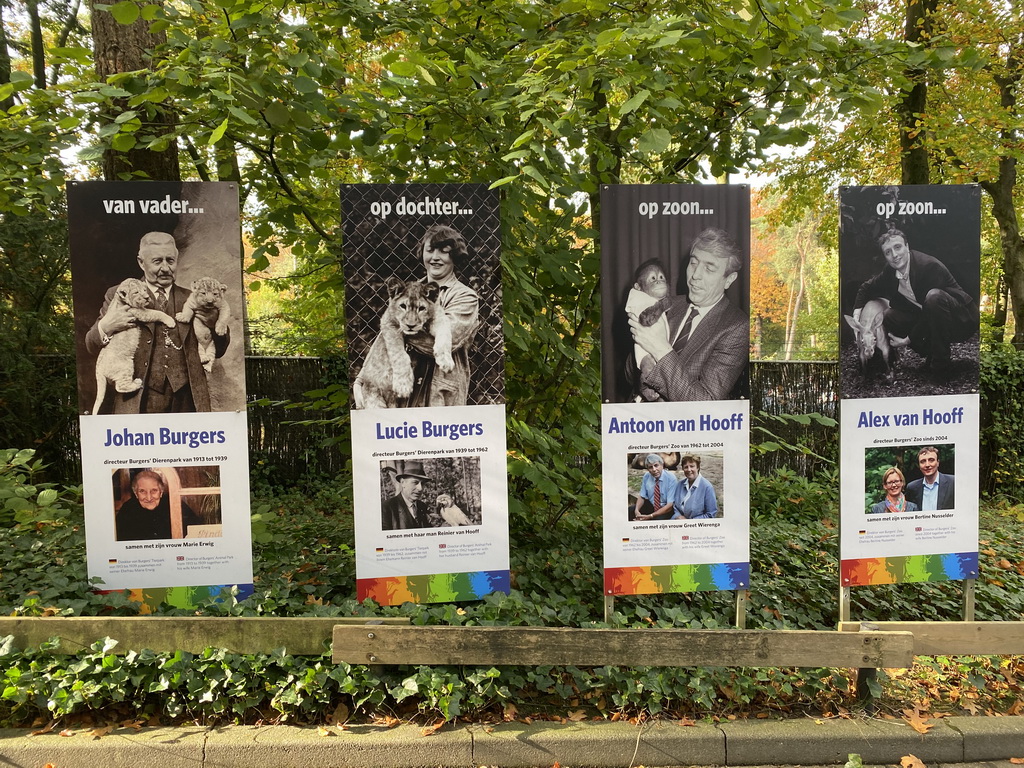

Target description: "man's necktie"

left=673, top=305, right=699, bottom=351
left=154, top=288, right=168, bottom=312
left=653, top=481, right=661, bottom=510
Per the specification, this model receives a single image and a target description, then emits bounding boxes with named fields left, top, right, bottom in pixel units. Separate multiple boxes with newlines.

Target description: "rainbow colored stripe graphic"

left=841, top=552, right=978, bottom=586
left=98, top=583, right=254, bottom=613
left=604, top=562, right=749, bottom=595
left=357, top=570, right=509, bottom=605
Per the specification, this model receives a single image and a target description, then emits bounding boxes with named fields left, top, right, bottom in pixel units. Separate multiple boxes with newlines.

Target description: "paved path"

left=0, top=715, right=1021, bottom=767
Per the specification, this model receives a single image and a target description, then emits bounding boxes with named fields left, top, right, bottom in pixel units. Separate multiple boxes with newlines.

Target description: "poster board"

left=68, top=181, right=253, bottom=603
left=838, top=185, right=981, bottom=586
left=600, top=184, right=751, bottom=595
left=341, top=183, right=510, bottom=605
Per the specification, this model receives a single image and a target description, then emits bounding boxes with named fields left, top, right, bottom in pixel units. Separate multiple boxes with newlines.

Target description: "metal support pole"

left=962, top=578, right=976, bottom=621
left=839, top=586, right=851, bottom=623
left=734, top=589, right=747, bottom=629
left=603, top=594, right=615, bottom=623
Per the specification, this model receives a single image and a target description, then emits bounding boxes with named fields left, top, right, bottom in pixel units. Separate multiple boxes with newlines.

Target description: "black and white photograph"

left=341, top=184, right=504, bottom=409
left=863, top=443, right=956, bottom=515
left=111, top=464, right=223, bottom=541
left=601, top=184, right=751, bottom=403
left=68, top=181, right=246, bottom=415
left=627, top=450, right=724, bottom=521
left=378, top=457, right=482, bottom=531
left=839, top=185, right=980, bottom=399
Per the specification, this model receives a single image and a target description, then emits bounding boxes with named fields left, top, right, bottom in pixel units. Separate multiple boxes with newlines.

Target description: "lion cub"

left=175, top=277, right=230, bottom=372
left=93, top=278, right=176, bottom=414
left=354, top=278, right=454, bottom=409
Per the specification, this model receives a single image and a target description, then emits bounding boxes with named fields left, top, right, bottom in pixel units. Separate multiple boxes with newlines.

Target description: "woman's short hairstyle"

left=680, top=454, right=701, bottom=470
left=418, top=224, right=470, bottom=272
left=131, top=469, right=165, bottom=493
left=881, top=466, right=905, bottom=488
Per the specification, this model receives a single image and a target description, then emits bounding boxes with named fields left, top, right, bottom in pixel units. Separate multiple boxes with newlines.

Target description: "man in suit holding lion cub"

left=85, top=232, right=229, bottom=414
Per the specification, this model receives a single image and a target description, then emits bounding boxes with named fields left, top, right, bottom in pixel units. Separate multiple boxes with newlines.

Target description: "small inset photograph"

left=111, top=465, right=223, bottom=541
left=864, top=444, right=956, bottom=514
left=379, top=456, right=482, bottom=531
left=626, top=451, right=724, bottom=521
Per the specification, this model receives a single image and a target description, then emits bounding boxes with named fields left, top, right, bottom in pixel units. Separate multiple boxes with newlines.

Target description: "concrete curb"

left=0, top=716, right=1020, bottom=767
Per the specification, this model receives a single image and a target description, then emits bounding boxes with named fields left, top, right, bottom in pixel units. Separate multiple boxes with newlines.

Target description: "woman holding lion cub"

left=401, top=224, right=480, bottom=407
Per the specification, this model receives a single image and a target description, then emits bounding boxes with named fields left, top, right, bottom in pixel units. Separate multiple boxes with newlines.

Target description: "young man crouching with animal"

left=354, top=277, right=454, bottom=409
left=850, top=227, right=977, bottom=378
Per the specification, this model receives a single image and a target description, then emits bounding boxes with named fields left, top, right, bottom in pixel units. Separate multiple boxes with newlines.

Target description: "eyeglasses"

left=884, top=479, right=902, bottom=487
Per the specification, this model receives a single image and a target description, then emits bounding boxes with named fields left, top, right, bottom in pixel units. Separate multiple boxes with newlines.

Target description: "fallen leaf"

left=997, top=558, right=1013, bottom=570
left=567, top=710, right=586, bottom=722
left=90, top=726, right=114, bottom=740
left=678, top=718, right=696, bottom=727
left=901, top=754, right=926, bottom=768
left=59, top=729, right=74, bottom=737
left=980, top=548, right=997, bottom=556
left=503, top=702, right=518, bottom=721
left=1007, top=758, right=1024, bottom=764
left=1008, top=700, right=1024, bottom=716
left=902, top=708, right=933, bottom=735
left=421, top=721, right=444, bottom=737
left=30, top=721, right=58, bottom=737
left=316, top=726, right=334, bottom=737
left=756, top=712, right=770, bottom=719
left=120, top=719, right=144, bottom=730
left=610, top=712, right=622, bottom=722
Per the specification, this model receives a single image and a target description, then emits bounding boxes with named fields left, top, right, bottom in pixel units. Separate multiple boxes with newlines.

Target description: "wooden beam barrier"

left=332, top=626, right=915, bottom=668
left=839, top=621, right=1024, bottom=656
left=0, top=616, right=409, bottom=655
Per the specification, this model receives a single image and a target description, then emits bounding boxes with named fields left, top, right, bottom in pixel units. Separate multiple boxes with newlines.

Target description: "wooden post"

left=604, top=594, right=615, bottom=623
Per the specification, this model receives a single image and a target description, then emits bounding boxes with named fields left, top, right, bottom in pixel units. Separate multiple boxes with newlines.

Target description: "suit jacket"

left=854, top=250, right=974, bottom=318
left=905, top=472, right=955, bottom=510
left=86, top=282, right=229, bottom=414
left=641, top=295, right=748, bottom=401
left=381, top=493, right=430, bottom=530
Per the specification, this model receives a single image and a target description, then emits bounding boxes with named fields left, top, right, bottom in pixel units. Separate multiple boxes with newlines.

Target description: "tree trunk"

left=26, top=0, right=46, bottom=89
left=983, top=162, right=1024, bottom=348
left=0, top=2, right=12, bottom=111
left=89, top=0, right=179, bottom=180
left=980, top=49, right=1024, bottom=348
left=898, top=0, right=938, bottom=185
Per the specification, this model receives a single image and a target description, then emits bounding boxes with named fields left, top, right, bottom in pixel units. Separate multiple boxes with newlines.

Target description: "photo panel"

left=68, top=181, right=246, bottom=415
left=600, top=184, right=750, bottom=404
left=839, top=185, right=980, bottom=400
left=340, top=183, right=504, bottom=409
